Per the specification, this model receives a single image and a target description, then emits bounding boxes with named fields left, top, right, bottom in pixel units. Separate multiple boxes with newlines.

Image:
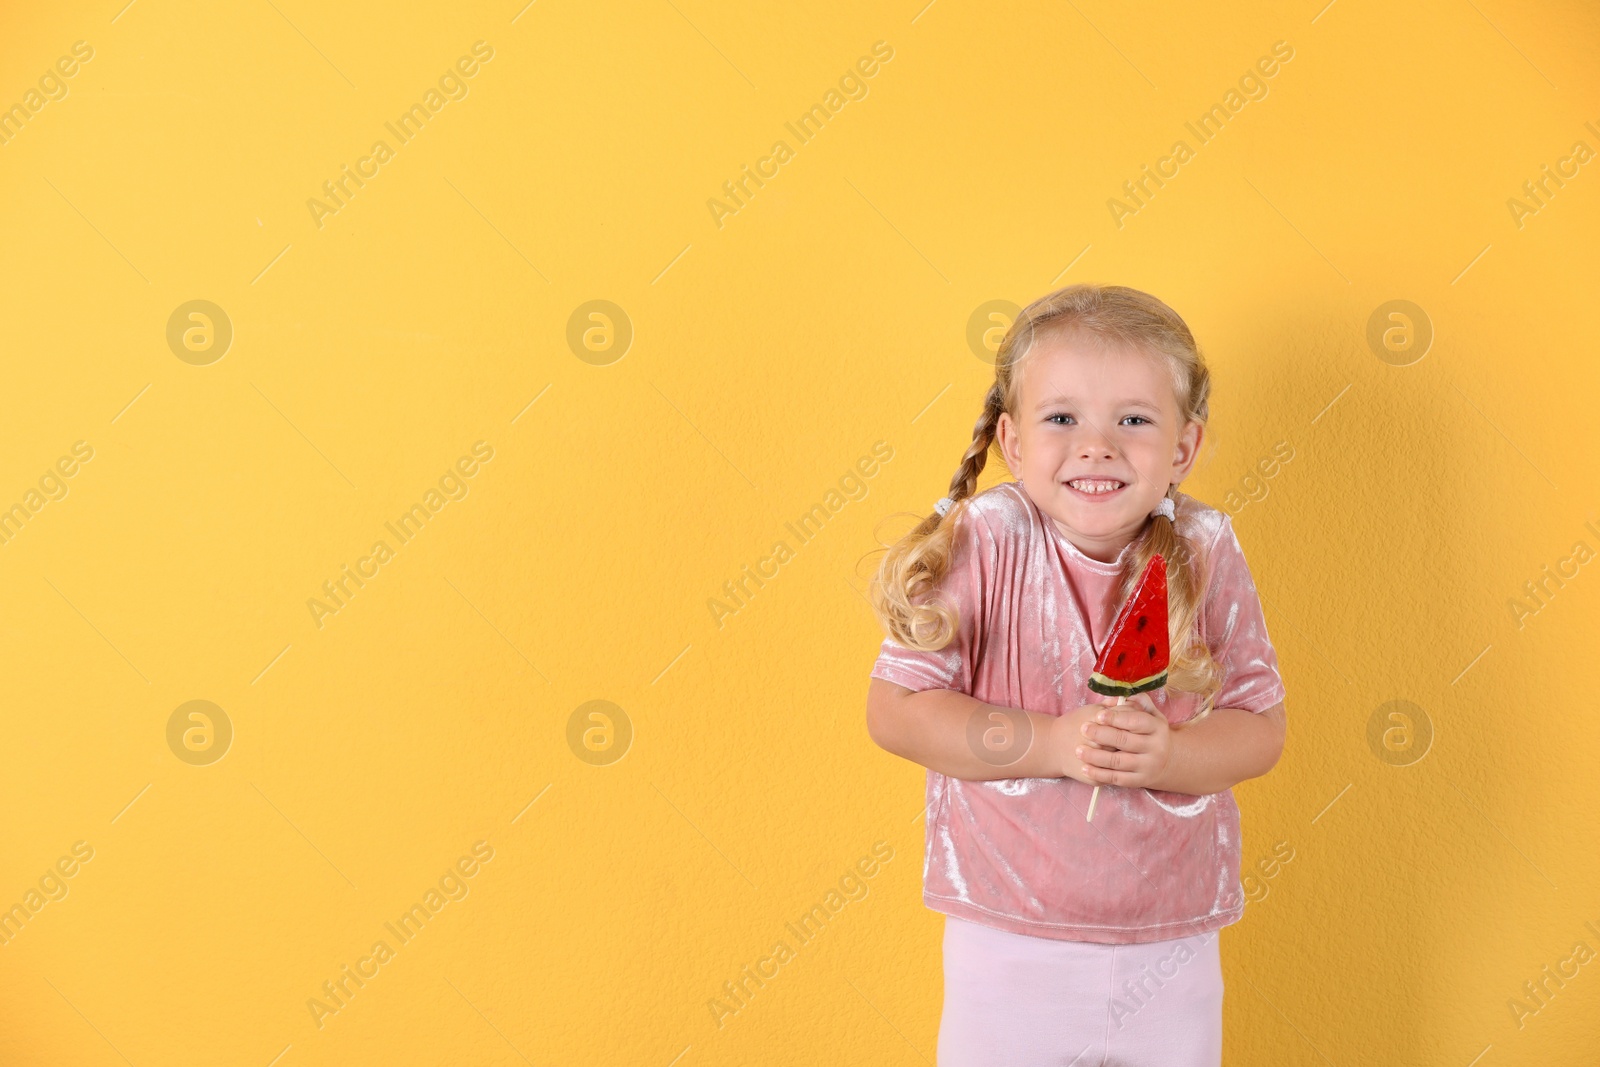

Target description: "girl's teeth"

left=1070, top=479, right=1123, bottom=494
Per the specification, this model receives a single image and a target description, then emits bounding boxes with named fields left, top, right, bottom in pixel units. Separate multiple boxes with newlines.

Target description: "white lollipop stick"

left=1084, top=695, right=1125, bottom=823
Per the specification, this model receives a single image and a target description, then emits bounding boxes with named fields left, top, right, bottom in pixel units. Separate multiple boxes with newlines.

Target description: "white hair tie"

left=934, top=497, right=954, bottom=517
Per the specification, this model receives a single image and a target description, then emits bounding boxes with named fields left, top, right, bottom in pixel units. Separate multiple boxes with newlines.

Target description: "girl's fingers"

left=1081, top=739, right=1145, bottom=764
left=1102, top=732, right=1149, bottom=755
left=1077, top=744, right=1123, bottom=770
left=1095, top=707, right=1157, bottom=734
left=1082, top=764, right=1128, bottom=786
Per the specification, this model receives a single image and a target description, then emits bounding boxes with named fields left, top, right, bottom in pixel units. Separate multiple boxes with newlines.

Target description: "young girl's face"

left=995, top=330, right=1203, bottom=564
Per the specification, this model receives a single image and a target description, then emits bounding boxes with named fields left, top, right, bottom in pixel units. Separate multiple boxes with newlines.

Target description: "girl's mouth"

left=1065, top=478, right=1127, bottom=501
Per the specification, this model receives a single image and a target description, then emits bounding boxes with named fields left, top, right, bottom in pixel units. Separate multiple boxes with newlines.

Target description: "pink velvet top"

left=870, top=480, right=1287, bottom=945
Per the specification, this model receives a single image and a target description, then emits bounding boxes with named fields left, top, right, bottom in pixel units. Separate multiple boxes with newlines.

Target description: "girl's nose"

left=1076, top=422, right=1117, bottom=456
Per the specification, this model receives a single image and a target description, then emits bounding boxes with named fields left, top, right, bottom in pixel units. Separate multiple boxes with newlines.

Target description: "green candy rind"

left=1086, top=669, right=1169, bottom=698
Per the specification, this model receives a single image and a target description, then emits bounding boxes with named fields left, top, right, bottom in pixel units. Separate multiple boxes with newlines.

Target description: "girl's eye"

left=1045, top=414, right=1152, bottom=426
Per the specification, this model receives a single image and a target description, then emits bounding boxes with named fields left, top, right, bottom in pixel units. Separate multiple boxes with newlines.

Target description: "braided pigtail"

left=867, top=382, right=1006, bottom=650
left=1114, top=487, right=1222, bottom=715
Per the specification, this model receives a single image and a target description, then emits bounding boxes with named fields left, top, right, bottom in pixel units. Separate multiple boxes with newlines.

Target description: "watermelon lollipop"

left=1084, top=552, right=1169, bottom=822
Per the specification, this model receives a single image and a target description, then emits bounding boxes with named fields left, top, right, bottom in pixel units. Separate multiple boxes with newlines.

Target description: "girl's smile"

left=1063, top=477, right=1129, bottom=500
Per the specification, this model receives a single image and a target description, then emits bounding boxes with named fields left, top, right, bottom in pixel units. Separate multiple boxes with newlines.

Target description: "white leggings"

left=937, top=915, right=1224, bottom=1067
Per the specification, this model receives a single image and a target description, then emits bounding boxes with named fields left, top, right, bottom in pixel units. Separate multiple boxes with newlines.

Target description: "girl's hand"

left=1051, top=703, right=1119, bottom=785
left=1073, top=693, right=1174, bottom=789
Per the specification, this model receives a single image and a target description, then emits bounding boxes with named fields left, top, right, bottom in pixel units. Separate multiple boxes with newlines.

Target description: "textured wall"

left=1, top=1, right=1597, bottom=1064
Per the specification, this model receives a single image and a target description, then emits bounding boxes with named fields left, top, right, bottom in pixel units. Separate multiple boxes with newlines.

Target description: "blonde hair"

left=868, top=283, right=1225, bottom=709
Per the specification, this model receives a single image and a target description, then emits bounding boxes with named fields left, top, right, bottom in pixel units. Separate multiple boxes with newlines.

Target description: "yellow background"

left=2, top=0, right=1598, bottom=1063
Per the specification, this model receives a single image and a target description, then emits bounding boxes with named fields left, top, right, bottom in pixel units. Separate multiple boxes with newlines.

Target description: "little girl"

left=866, top=283, right=1287, bottom=1066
